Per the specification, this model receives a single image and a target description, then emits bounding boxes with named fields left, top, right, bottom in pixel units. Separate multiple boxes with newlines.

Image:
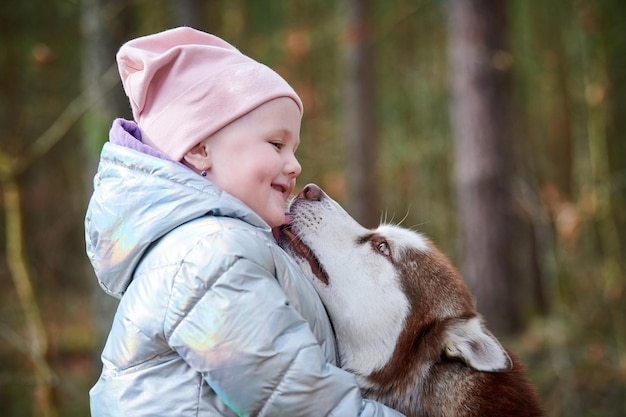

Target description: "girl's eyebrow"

left=267, top=128, right=291, bottom=141
left=271, top=128, right=289, bottom=137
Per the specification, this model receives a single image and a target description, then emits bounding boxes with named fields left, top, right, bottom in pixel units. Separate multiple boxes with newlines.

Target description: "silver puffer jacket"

left=86, top=119, right=404, bottom=417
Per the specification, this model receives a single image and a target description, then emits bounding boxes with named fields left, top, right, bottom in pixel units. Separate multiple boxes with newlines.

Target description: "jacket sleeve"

left=164, top=227, right=404, bottom=417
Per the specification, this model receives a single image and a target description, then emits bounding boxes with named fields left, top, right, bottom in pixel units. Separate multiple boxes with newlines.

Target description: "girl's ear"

left=182, top=141, right=211, bottom=174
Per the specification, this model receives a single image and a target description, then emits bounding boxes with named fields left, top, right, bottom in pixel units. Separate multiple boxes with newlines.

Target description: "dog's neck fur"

left=360, top=317, right=449, bottom=412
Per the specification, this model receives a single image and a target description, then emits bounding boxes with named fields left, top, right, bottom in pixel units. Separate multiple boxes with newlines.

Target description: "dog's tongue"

left=272, top=213, right=293, bottom=242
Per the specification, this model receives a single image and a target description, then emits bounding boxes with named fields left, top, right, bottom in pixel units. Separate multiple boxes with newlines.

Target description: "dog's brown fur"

left=363, top=244, right=544, bottom=416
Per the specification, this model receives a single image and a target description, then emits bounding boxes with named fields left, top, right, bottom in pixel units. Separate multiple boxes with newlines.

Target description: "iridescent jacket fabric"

left=85, top=119, right=404, bottom=416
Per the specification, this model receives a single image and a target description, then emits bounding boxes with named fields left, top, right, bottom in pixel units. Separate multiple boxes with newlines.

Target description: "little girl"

left=86, top=27, right=404, bottom=416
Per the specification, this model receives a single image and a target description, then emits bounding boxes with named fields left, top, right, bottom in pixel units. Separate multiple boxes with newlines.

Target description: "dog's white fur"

left=281, top=184, right=543, bottom=417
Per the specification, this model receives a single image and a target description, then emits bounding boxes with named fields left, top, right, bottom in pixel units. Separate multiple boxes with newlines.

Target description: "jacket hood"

left=85, top=118, right=271, bottom=299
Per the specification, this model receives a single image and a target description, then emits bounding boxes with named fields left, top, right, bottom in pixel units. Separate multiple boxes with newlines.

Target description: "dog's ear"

left=442, top=316, right=512, bottom=372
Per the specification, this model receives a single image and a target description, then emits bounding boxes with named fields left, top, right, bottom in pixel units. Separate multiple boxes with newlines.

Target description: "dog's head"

left=280, top=184, right=511, bottom=385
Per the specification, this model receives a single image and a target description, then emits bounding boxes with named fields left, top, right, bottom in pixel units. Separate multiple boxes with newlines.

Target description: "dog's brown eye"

left=376, top=241, right=391, bottom=257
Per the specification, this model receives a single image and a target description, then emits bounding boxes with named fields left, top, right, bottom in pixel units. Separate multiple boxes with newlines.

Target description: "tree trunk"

left=448, top=0, right=523, bottom=335
left=2, top=178, right=58, bottom=417
left=169, top=0, right=203, bottom=28
left=601, top=0, right=626, bottom=267
left=343, top=0, right=380, bottom=228
left=80, top=0, right=130, bottom=367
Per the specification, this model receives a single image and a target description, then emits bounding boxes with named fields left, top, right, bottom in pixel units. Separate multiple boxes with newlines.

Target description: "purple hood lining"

left=109, top=118, right=186, bottom=167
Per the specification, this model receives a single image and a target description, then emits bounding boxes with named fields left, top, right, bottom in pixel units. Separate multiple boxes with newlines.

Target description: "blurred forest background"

left=1, top=0, right=625, bottom=416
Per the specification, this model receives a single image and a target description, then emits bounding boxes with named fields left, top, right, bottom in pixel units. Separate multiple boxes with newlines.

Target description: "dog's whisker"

left=379, top=206, right=412, bottom=227
left=397, top=205, right=411, bottom=226
left=408, top=220, right=430, bottom=232
left=379, top=210, right=388, bottom=225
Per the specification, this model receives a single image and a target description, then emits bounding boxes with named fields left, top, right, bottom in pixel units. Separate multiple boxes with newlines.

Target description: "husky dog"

left=280, top=184, right=544, bottom=417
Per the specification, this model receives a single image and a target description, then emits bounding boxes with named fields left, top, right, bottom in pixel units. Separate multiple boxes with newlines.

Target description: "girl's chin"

left=265, top=212, right=286, bottom=229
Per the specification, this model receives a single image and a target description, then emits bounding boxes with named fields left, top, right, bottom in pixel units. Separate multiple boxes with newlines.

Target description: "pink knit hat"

left=116, top=27, right=303, bottom=161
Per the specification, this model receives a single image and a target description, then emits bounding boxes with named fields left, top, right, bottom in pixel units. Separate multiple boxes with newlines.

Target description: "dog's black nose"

left=299, top=183, right=323, bottom=201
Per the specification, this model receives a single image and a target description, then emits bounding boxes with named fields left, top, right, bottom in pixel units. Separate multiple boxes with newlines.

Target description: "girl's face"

left=204, top=97, right=302, bottom=228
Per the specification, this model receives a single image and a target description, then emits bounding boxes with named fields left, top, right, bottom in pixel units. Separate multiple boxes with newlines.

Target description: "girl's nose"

left=285, top=153, right=302, bottom=178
